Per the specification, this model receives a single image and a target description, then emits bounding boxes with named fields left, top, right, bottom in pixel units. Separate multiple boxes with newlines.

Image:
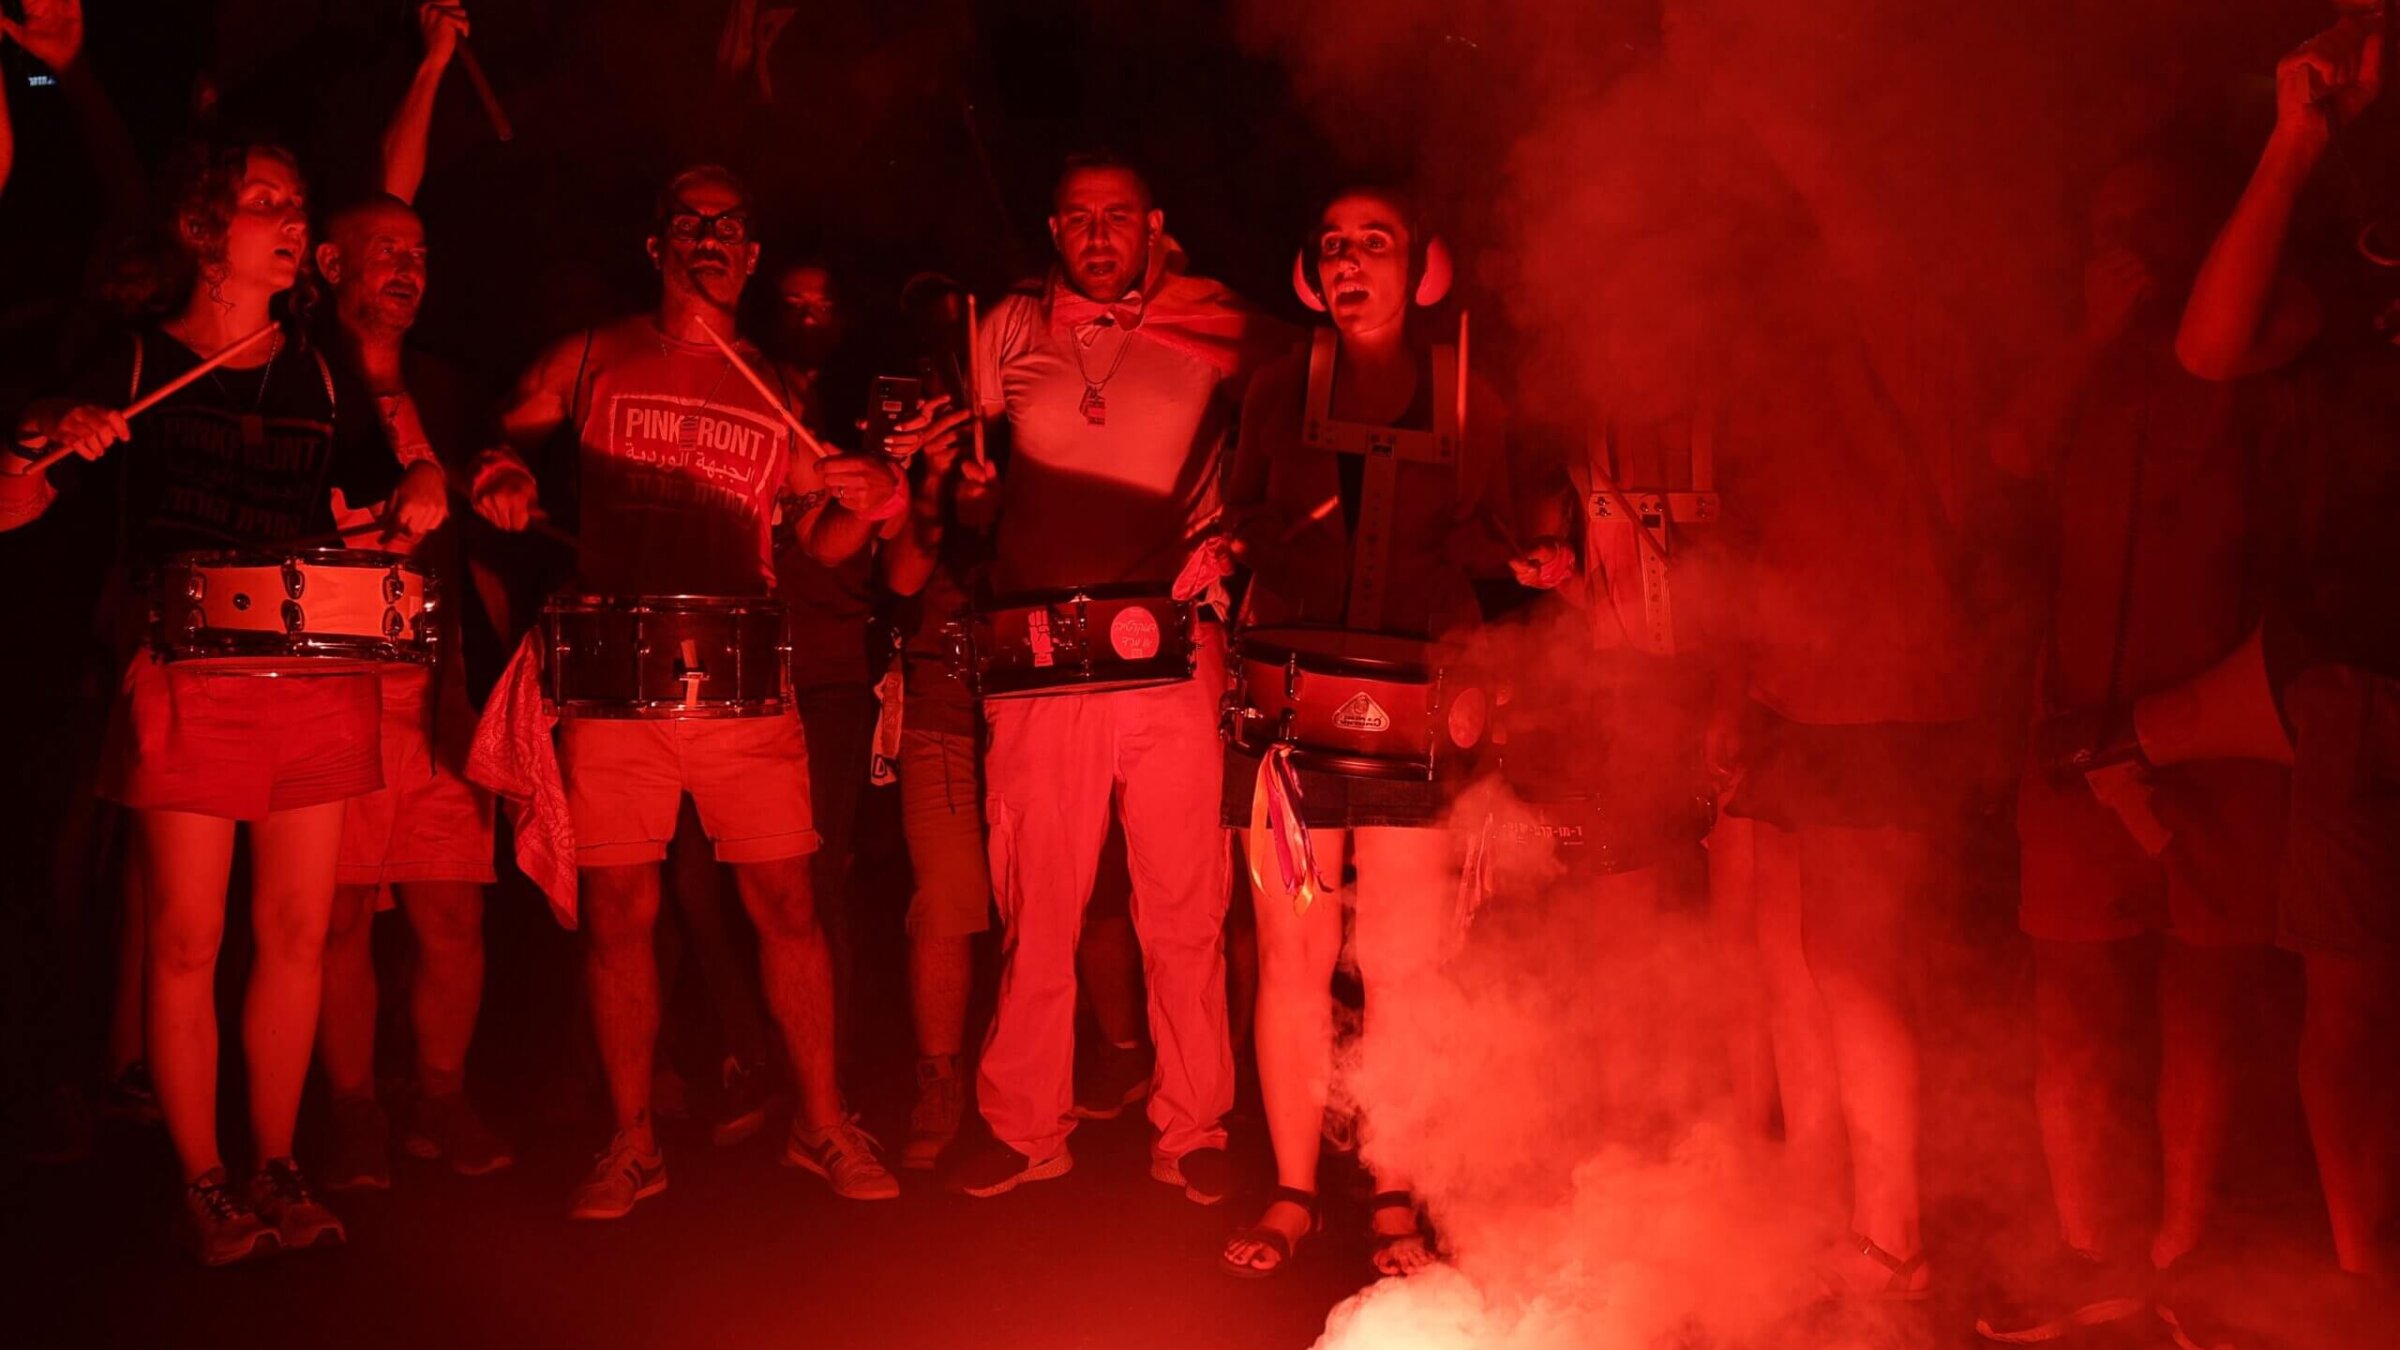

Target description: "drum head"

left=1239, top=626, right=1434, bottom=678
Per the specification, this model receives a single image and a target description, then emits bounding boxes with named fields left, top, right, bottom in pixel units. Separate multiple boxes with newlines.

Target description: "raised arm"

left=5, top=1, right=140, bottom=219
left=382, top=3, right=469, bottom=205
left=2177, top=18, right=2377, bottom=380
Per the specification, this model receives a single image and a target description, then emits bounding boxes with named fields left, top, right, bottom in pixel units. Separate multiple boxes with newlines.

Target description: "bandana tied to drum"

left=1247, top=745, right=1334, bottom=915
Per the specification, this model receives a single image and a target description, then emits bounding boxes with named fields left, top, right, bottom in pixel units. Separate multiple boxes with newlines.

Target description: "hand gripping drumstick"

left=21, top=322, right=280, bottom=474
left=455, top=41, right=514, bottom=142
left=694, top=321, right=833, bottom=461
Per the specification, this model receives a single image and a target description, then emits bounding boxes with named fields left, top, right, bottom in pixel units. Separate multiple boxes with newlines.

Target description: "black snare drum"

left=541, top=595, right=789, bottom=718
left=152, top=548, right=439, bottom=671
left=949, top=584, right=1195, bottom=699
left=1224, top=626, right=1490, bottom=781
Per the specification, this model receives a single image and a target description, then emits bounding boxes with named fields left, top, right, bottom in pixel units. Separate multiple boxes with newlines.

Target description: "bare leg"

left=243, top=801, right=347, bottom=1163
left=2151, top=940, right=2267, bottom=1269
left=138, top=809, right=239, bottom=1181
left=2299, top=952, right=2397, bottom=1277
left=1799, top=824, right=1929, bottom=1290
left=1752, top=823, right=1843, bottom=1214
left=2031, top=936, right=2146, bottom=1258
left=582, top=863, right=663, bottom=1138
left=107, top=838, right=147, bottom=1078
left=1352, top=826, right=1455, bottom=1276
left=732, top=854, right=841, bottom=1131
left=1222, top=826, right=1343, bottom=1270
left=396, top=881, right=485, bottom=1098
left=317, top=884, right=382, bottom=1101
left=667, top=801, right=775, bottom=1073
left=1707, top=816, right=1778, bottom=1138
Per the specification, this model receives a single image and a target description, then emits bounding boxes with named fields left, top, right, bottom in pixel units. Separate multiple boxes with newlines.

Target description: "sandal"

left=1369, top=1190, right=1439, bottom=1278
left=1831, top=1231, right=1931, bottom=1303
left=1219, top=1185, right=1321, bottom=1279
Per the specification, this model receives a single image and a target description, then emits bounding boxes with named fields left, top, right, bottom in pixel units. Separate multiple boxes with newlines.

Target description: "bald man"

left=308, top=195, right=511, bottom=1192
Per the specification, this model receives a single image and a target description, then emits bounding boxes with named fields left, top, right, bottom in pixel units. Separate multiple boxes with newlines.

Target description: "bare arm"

left=382, top=3, right=468, bottom=205
left=2177, top=19, right=2378, bottom=380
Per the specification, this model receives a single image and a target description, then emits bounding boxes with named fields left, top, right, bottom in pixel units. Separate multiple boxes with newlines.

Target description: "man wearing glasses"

left=472, top=165, right=913, bottom=1217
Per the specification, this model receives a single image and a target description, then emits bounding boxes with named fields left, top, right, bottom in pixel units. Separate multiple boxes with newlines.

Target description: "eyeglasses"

left=660, top=208, right=751, bottom=244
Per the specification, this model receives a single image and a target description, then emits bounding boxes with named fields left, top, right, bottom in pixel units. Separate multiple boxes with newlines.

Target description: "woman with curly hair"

left=3, top=137, right=444, bottom=1265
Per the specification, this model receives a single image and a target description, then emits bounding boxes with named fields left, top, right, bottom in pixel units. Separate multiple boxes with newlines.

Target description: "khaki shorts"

left=561, top=712, right=819, bottom=867
left=338, top=665, right=496, bottom=890
left=899, top=727, right=991, bottom=938
left=2280, top=664, right=2400, bottom=961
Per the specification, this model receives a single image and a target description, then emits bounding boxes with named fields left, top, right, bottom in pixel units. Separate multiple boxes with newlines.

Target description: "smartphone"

left=863, top=376, right=924, bottom=459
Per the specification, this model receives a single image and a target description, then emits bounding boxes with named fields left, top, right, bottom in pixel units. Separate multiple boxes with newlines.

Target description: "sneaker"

left=99, top=1061, right=163, bottom=1124
left=1151, top=1144, right=1233, bottom=1206
left=568, top=1129, right=667, bottom=1221
left=1974, top=1248, right=2147, bottom=1343
left=248, top=1158, right=346, bottom=1250
left=781, top=1114, right=901, bottom=1200
left=402, top=1093, right=513, bottom=1176
left=322, top=1097, right=393, bottom=1192
left=709, top=1056, right=770, bottom=1148
left=1071, top=1042, right=1154, bottom=1121
left=184, top=1168, right=277, bottom=1267
left=902, top=1057, right=963, bottom=1171
left=947, top=1136, right=1073, bottom=1198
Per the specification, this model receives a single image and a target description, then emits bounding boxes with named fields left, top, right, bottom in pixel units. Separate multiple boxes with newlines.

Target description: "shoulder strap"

left=311, top=347, right=337, bottom=414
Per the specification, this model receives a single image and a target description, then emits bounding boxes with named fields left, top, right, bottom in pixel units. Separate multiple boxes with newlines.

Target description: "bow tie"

left=1051, top=289, right=1146, bottom=344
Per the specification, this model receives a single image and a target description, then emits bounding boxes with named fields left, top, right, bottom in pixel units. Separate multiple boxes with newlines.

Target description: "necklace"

left=200, top=327, right=283, bottom=449
left=1068, top=292, right=1147, bottom=426
left=659, top=325, right=736, bottom=452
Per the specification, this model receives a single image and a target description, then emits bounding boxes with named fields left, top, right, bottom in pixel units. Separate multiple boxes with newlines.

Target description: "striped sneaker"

left=568, top=1129, right=666, bottom=1221
left=781, top=1114, right=901, bottom=1200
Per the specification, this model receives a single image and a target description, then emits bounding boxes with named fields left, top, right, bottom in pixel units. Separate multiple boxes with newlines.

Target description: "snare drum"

left=151, top=548, right=439, bottom=670
left=948, top=584, right=1195, bottom=699
left=541, top=595, right=789, bottom=719
left=1224, top=626, right=1491, bottom=781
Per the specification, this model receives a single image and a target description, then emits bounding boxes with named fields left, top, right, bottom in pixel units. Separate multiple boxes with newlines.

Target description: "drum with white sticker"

left=1224, top=625, right=1490, bottom=781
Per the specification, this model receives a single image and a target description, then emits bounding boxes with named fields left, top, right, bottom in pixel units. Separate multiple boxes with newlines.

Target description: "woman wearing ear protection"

left=1214, top=186, right=1522, bottom=1279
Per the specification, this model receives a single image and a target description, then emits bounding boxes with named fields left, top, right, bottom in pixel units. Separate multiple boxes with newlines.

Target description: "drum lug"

left=282, top=600, right=306, bottom=635
left=184, top=571, right=206, bottom=600
left=383, top=567, right=405, bottom=604
left=281, top=561, right=305, bottom=599
left=1283, top=652, right=1300, bottom=700
left=384, top=607, right=406, bottom=640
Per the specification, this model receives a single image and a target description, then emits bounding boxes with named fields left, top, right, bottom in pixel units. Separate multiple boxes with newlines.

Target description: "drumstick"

left=455, top=41, right=514, bottom=142
left=964, top=293, right=988, bottom=466
left=23, top=322, right=279, bottom=474
left=1279, top=494, right=1339, bottom=543
left=694, top=321, right=832, bottom=460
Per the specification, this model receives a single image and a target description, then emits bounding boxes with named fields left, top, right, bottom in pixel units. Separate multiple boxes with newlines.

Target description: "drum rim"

left=1237, top=624, right=1436, bottom=679
left=158, top=633, right=437, bottom=665
left=551, top=697, right=788, bottom=719
left=167, top=547, right=434, bottom=573
left=979, top=581, right=1188, bottom=610
left=546, top=593, right=788, bottom=614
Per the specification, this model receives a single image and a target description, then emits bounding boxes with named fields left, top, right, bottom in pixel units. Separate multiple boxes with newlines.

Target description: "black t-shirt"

left=2267, top=337, right=2400, bottom=679
left=51, top=327, right=400, bottom=571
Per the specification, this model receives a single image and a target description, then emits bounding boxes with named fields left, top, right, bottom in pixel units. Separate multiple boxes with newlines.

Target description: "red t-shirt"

left=569, top=317, right=795, bottom=597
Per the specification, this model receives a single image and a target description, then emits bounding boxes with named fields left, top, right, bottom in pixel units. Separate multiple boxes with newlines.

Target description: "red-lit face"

left=772, top=264, right=844, bottom=365
left=323, top=204, right=427, bottom=336
left=214, top=151, right=309, bottom=295
left=649, top=176, right=759, bottom=312
left=1315, top=192, right=1413, bottom=338
left=1049, top=167, right=1160, bottom=302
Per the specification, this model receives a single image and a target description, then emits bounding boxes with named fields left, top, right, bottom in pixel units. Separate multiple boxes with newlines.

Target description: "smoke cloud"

left=1230, top=3, right=2319, bottom=1349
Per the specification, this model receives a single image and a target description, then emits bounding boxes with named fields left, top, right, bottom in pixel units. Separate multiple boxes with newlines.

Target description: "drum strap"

left=1301, top=330, right=1459, bottom=632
